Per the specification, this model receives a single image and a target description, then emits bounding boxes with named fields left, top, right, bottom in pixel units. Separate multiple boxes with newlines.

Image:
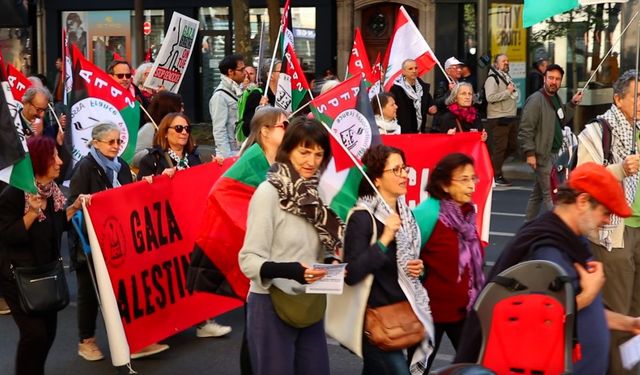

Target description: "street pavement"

left=0, top=176, right=532, bottom=375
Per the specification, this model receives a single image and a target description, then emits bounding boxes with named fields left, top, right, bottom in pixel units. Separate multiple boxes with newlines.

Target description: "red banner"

left=85, top=162, right=243, bottom=352
left=6, top=64, right=31, bottom=102
left=382, top=133, right=494, bottom=241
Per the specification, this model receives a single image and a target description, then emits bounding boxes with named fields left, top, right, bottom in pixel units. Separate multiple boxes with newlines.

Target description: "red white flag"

left=346, top=28, right=374, bottom=84
left=382, top=6, right=437, bottom=91
left=6, top=64, right=31, bottom=102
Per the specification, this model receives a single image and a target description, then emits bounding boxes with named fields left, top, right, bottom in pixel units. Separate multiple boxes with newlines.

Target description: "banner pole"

left=264, top=22, right=284, bottom=99
left=139, top=104, right=158, bottom=130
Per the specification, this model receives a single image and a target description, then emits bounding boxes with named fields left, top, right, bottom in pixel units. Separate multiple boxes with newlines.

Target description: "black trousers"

left=425, top=319, right=467, bottom=374
left=76, top=261, right=99, bottom=341
left=0, top=275, right=57, bottom=375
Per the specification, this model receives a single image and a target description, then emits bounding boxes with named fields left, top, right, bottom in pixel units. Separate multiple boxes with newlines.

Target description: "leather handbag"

left=12, top=257, right=70, bottom=313
left=364, top=300, right=425, bottom=351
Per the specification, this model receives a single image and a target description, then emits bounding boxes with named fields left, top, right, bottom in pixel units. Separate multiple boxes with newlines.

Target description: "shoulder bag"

left=12, top=257, right=70, bottom=313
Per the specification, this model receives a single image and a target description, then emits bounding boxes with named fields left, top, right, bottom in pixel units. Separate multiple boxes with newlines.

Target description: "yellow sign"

left=489, top=4, right=527, bottom=62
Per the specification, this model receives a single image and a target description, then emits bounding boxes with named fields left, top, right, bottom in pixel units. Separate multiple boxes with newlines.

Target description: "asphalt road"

left=0, top=179, right=532, bottom=375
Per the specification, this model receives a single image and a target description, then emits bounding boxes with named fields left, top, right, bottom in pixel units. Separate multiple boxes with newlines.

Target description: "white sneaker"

left=130, top=343, right=169, bottom=359
left=196, top=320, right=232, bottom=338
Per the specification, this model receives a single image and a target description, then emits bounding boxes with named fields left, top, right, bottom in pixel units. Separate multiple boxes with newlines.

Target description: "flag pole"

left=264, top=20, right=284, bottom=99
left=581, top=9, right=639, bottom=93
left=139, top=104, right=158, bottom=131
left=288, top=100, right=311, bottom=118
left=632, top=9, right=640, bottom=155
left=47, top=103, right=63, bottom=133
left=256, top=21, right=266, bottom=86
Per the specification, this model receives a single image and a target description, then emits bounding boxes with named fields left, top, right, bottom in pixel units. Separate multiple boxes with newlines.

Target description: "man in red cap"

left=455, top=162, right=640, bottom=373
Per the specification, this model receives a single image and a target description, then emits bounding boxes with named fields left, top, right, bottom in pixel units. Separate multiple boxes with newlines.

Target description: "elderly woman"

left=137, top=112, right=201, bottom=180
left=344, top=144, right=433, bottom=375
left=239, top=117, right=343, bottom=375
left=433, top=83, right=487, bottom=141
left=0, top=136, right=86, bottom=374
left=372, top=93, right=400, bottom=135
left=132, top=91, right=183, bottom=168
left=133, top=62, right=154, bottom=102
left=69, top=122, right=168, bottom=360
left=416, top=153, right=485, bottom=372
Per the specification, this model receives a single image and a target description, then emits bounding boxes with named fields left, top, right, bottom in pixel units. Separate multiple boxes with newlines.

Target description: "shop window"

left=199, top=7, right=231, bottom=31
left=0, top=28, right=32, bottom=74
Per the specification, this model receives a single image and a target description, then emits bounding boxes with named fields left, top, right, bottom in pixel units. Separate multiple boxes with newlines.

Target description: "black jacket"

left=431, top=111, right=483, bottom=134
left=526, top=70, right=544, bottom=98
left=390, top=78, right=434, bottom=134
left=67, top=153, right=133, bottom=267
left=137, top=146, right=202, bottom=180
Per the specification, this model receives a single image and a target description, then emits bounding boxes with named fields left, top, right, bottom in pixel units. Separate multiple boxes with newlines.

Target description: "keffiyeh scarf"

left=267, top=162, right=344, bottom=260
left=394, top=76, right=424, bottom=131
left=579, top=105, right=639, bottom=250
left=357, top=194, right=434, bottom=375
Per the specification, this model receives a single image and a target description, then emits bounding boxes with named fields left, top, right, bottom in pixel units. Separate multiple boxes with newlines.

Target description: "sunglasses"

left=114, top=73, right=132, bottom=79
left=271, top=120, right=289, bottom=129
left=97, top=138, right=123, bottom=146
left=169, top=125, right=191, bottom=133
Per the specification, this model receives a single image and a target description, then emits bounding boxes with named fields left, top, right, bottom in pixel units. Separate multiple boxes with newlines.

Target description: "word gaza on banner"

left=85, top=161, right=242, bottom=352
left=144, top=12, right=199, bottom=93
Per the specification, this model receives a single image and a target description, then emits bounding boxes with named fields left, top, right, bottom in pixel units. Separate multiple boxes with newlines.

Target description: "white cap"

left=444, top=57, right=463, bottom=69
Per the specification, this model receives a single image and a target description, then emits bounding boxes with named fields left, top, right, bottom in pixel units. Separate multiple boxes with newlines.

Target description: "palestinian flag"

left=0, top=55, right=36, bottom=193
left=68, top=44, right=139, bottom=164
left=310, top=75, right=381, bottom=220
left=192, top=143, right=270, bottom=300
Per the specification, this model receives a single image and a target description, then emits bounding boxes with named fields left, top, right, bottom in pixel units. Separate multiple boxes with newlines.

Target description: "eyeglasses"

left=451, top=176, right=480, bottom=185
left=114, top=73, right=132, bottom=79
left=97, top=138, right=123, bottom=146
left=169, top=125, right=191, bottom=133
left=270, top=120, right=289, bottom=130
left=30, top=103, right=48, bottom=114
left=383, top=165, right=410, bottom=177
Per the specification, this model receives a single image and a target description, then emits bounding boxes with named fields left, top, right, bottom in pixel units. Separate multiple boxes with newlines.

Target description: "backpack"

left=235, top=87, right=263, bottom=143
left=477, top=74, right=499, bottom=119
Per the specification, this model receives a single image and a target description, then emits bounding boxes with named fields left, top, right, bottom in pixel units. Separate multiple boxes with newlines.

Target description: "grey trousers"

left=524, top=155, right=556, bottom=222
left=591, top=226, right=640, bottom=375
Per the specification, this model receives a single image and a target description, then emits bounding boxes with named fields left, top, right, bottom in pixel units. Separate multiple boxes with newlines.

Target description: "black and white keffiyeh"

left=357, top=195, right=435, bottom=375
left=394, top=76, right=424, bottom=132
left=578, top=104, right=640, bottom=249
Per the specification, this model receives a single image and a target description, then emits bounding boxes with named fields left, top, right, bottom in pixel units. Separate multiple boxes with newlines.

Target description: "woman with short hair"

left=432, top=83, right=487, bottom=142
left=239, top=117, right=343, bottom=375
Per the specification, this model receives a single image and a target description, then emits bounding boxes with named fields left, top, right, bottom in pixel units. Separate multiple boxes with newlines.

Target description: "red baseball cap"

left=568, top=162, right=632, bottom=217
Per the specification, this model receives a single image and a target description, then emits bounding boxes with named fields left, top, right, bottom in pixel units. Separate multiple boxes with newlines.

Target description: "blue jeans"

left=362, top=334, right=410, bottom=375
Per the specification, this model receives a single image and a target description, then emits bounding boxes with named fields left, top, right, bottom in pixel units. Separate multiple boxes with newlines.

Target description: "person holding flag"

left=343, top=144, right=432, bottom=375
left=390, top=59, right=437, bottom=134
left=371, top=92, right=400, bottom=135
left=239, top=117, right=342, bottom=375
left=0, top=136, right=88, bottom=375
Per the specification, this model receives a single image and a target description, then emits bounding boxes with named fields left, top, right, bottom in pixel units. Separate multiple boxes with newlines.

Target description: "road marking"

left=490, top=231, right=516, bottom=237
left=485, top=261, right=496, bottom=267
left=492, top=212, right=525, bottom=217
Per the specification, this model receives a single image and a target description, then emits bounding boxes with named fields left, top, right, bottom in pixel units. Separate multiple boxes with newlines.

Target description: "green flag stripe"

left=119, top=103, right=141, bottom=164
left=223, top=143, right=270, bottom=187
left=329, top=168, right=362, bottom=221
left=9, top=156, right=37, bottom=193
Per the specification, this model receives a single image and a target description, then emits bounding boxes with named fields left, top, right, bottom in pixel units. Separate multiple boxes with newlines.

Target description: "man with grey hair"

left=576, top=69, right=640, bottom=375
left=20, top=86, right=67, bottom=145
left=485, top=54, right=519, bottom=187
left=390, top=58, right=436, bottom=133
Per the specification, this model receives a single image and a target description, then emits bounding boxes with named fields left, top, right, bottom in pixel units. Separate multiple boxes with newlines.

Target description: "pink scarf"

left=24, top=181, right=67, bottom=222
left=448, top=103, right=478, bottom=125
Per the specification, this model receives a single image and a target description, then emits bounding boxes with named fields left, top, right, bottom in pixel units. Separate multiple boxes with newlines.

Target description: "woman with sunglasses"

left=415, top=153, right=485, bottom=372
left=343, top=144, right=432, bottom=375
left=68, top=122, right=169, bottom=360
left=137, top=112, right=201, bottom=181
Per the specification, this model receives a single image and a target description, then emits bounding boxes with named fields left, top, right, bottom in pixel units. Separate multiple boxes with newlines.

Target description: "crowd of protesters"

left=2, top=47, right=640, bottom=375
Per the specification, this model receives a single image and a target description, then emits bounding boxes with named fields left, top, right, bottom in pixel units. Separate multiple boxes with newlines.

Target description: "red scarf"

left=448, top=103, right=478, bottom=125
